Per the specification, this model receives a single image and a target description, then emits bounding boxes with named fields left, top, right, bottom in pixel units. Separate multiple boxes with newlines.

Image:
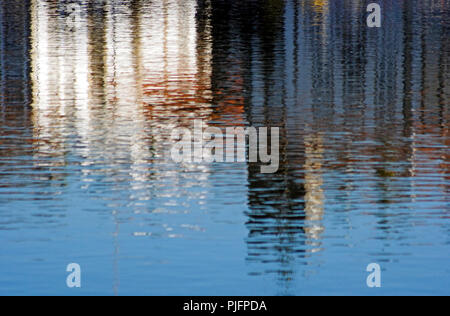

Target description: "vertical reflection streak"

left=303, top=134, right=325, bottom=250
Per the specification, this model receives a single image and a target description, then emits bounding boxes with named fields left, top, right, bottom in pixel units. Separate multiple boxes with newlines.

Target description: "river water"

left=0, top=0, right=449, bottom=295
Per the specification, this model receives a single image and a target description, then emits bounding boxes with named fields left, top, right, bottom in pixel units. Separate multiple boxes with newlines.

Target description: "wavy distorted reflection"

left=0, top=0, right=449, bottom=295
left=0, top=0, right=34, bottom=214
left=213, top=0, right=449, bottom=290
left=28, top=0, right=248, bottom=293
left=30, top=0, right=220, bottom=198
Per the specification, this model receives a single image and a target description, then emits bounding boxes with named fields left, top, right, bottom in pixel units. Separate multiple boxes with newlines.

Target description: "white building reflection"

left=30, top=0, right=217, bottom=187
left=28, top=0, right=226, bottom=293
left=30, top=0, right=89, bottom=168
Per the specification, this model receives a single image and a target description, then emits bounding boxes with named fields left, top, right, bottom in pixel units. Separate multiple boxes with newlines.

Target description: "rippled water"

left=0, top=0, right=449, bottom=295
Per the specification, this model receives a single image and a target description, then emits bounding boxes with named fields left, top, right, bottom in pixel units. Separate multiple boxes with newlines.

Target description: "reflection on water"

left=0, top=0, right=449, bottom=295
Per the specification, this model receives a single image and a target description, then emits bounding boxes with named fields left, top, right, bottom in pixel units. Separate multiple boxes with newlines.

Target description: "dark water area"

left=0, top=0, right=449, bottom=295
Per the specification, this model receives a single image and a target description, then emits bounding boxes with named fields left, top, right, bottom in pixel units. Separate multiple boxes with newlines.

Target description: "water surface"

left=0, top=0, right=449, bottom=295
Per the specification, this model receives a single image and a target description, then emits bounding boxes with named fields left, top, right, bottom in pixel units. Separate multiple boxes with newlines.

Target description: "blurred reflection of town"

left=1, top=0, right=448, bottom=292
